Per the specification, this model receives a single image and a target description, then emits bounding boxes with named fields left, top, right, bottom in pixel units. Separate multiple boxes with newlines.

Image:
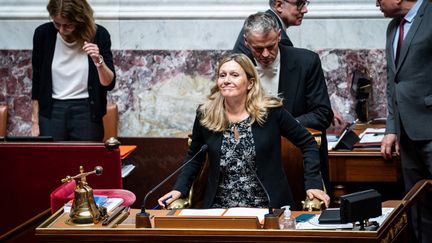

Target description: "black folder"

left=318, top=208, right=341, bottom=224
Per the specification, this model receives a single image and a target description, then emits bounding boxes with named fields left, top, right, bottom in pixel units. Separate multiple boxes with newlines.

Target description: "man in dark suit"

left=233, top=12, right=333, bottom=194
left=234, top=0, right=344, bottom=128
left=233, top=0, right=309, bottom=55
left=378, top=0, right=432, bottom=242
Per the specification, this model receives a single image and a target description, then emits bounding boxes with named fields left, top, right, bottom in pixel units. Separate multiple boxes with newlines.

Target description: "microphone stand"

left=136, top=145, right=208, bottom=228
left=245, top=161, right=280, bottom=229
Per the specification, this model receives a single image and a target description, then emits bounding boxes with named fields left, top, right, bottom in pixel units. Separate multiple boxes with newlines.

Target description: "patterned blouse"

left=211, top=117, right=268, bottom=208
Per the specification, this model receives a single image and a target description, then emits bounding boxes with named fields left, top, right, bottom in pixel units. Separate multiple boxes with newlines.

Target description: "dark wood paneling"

left=119, top=137, right=189, bottom=209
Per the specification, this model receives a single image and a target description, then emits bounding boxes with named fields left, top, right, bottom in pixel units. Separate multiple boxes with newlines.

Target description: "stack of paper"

left=358, top=128, right=385, bottom=144
left=121, top=164, right=136, bottom=178
left=64, top=197, right=124, bottom=213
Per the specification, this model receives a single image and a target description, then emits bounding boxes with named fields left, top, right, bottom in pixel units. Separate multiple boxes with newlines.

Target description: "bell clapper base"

left=263, top=213, right=280, bottom=229
left=136, top=212, right=152, bottom=228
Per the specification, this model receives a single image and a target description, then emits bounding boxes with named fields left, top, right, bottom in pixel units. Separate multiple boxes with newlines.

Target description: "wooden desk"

left=328, top=124, right=402, bottom=204
left=36, top=201, right=407, bottom=243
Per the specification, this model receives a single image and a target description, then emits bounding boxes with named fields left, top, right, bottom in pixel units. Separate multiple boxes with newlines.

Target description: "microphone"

left=245, top=161, right=280, bottom=229
left=244, top=161, right=273, bottom=215
left=136, top=144, right=208, bottom=228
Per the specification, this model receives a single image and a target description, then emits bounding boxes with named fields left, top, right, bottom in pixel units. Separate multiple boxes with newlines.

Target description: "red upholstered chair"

left=102, top=103, right=119, bottom=142
left=0, top=104, right=7, bottom=137
left=50, top=180, right=136, bottom=213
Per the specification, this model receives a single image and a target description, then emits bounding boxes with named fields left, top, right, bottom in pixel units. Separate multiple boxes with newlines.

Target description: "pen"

left=152, top=195, right=173, bottom=209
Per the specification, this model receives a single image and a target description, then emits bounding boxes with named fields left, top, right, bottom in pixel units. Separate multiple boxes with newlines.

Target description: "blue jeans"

left=39, top=99, right=103, bottom=141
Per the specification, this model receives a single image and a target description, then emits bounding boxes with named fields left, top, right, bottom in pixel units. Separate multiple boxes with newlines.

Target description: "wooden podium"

left=36, top=201, right=408, bottom=243
left=154, top=215, right=261, bottom=229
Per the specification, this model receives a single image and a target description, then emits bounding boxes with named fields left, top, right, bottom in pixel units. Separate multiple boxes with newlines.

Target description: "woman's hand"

left=82, top=41, right=103, bottom=66
left=82, top=41, right=114, bottom=86
left=157, top=190, right=182, bottom=208
left=306, top=189, right=330, bottom=208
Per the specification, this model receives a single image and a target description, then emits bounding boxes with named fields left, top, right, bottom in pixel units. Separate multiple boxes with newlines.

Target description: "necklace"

left=233, top=125, right=240, bottom=140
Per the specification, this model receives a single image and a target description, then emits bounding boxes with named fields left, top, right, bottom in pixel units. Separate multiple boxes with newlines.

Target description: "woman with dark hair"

left=158, top=53, right=329, bottom=209
left=31, top=0, right=115, bottom=141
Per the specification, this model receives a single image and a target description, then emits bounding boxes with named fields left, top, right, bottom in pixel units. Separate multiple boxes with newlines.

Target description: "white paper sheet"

left=178, top=208, right=226, bottom=216
left=296, top=215, right=353, bottom=230
left=296, top=207, right=394, bottom=230
left=223, top=207, right=269, bottom=223
left=359, top=133, right=384, bottom=143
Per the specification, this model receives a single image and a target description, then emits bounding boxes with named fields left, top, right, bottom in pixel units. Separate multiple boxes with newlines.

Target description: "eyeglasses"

left=284, top=0, right=310, bottom=10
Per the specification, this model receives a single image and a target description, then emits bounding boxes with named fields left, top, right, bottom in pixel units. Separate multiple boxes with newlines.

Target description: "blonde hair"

left=47, top=0, right=96, bottom=46
left=199, top=53, right=283, bottom=132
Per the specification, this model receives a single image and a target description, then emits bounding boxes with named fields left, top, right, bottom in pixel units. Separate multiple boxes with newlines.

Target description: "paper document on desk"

left=296, top=207, right=394, bottom=230
left=359, top=128, right=386, bottom=144
left=296, top=215, right=353, bottom=230
left=179, top=208, right=226, bottom=216
left=121, top=164, right=135, bottom=178
left=223, top=207, right=269, bottom=224
left=362, top=128, right=385, bottom=134
left=178, top=207, right=267, bottom=224
left=359, top=133, right=384, bottom=143
left=371, top=207, right=394, bottom=225
left=327, top=134, right=339, bottom=150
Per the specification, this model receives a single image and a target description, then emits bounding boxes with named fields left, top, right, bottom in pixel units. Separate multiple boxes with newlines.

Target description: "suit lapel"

left=387, top=20, right=398, bottom=73
left=397, top=0, right=428, bottom=71
left=278, top=46, right=298, bottom=112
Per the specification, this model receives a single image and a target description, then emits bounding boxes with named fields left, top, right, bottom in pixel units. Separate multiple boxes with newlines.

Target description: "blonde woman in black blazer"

left=158, top=53, right=330, bottom=210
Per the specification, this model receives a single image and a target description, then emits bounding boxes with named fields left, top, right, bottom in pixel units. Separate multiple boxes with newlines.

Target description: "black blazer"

left=31, top=22, right=116, bottom=121
left=277, top=45, right=333, bottom=130
left=173, top=106, right=323, bottom=209
left=277, top=45, right=333, bottom=191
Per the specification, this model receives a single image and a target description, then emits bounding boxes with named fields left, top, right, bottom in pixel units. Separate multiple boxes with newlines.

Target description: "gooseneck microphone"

left=136, top=144, right=208, bottom=228
left=245, top=161, right=280, bottom=229
left=244, top=161, right=273, bottom=215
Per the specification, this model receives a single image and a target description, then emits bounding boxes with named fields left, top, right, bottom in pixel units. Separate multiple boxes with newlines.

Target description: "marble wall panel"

left=0, top=49, right=387, bottom=138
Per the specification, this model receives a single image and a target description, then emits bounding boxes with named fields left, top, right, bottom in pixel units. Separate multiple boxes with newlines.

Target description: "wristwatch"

left=97, top=55, right=104, bottom=65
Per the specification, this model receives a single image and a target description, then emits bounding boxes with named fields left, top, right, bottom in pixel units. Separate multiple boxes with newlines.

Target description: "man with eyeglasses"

left=233, top=0, right=309, bottom=55
left=234, top=12, right=333, bottom=207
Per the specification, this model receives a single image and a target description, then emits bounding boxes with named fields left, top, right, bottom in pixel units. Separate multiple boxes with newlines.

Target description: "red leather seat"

left=0, top=105, right=7, bottom=137
left=102, top=103, right=118, bottom=142
left=50, top=180, right=136, bottom=213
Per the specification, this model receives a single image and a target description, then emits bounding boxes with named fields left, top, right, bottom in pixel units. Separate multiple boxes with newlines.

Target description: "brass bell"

left=62, top=165, right=106, bottom=225
left=302, top=197, right=324, bottom=212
